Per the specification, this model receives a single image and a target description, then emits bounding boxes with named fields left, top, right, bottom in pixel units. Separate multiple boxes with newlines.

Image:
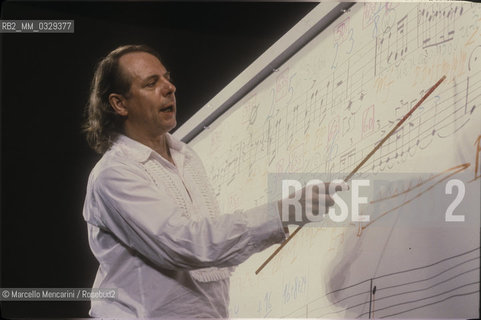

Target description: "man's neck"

left=123, top=128, right=175, bottom=165
left=152, top=135, right=174, bottom=165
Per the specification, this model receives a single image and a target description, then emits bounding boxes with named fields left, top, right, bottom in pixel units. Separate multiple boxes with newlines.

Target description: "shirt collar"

left=113, top=133, right=188, bottom=163
left=165, top=132, right=188, bottom=155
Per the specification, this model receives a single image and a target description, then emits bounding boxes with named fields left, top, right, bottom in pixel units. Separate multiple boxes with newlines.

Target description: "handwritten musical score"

left=190, top=2, right=481, bottom=318
left=285, top=247, right=479, bottom=318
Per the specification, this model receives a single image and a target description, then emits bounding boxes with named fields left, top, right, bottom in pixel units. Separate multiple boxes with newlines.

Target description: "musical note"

left=305, top=89, right=318, bottom=134
left=339, top=147, right=356, bottom=171
left=267, top=117, right=282, bottom=166
left=332, top=61, right=351, bottom=110
left=362, top=105, right=375, bottom=138
left=318, top=83, right=328, bottom=126
left=396, top=14, right=408, bottom=60
left=189, top=3, right=480, bottom=318
left=334, top=17, right=351, bottom=44
left=418, top=4, right=459, bottom=49
left=376, top=13, right=410, bottom=75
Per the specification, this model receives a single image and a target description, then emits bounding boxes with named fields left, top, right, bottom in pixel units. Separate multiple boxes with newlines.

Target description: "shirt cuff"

left=242, top=201, right=287, bottom=252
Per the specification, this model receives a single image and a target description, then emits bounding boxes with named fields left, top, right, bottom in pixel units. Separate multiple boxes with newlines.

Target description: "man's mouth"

left=160, top=105, right=174, bottom=112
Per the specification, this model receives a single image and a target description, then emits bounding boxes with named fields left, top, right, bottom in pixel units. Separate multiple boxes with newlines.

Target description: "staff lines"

left=337, top=74, right=481, bottom=174
left=378, top=290, right=478, bottom=318
left=325, top=1, right=470, bottom=100
left=369, top=267, right=478, bottom=305
left=211, top=2, right=481, bottom=318
left=357, top=282, right=479, bottom=318
left=209, top=71, right=480, bottom=190
left=281, top=247, right=479, bottom=318
left=205, top=2, right=479, bottom=198
left=210, top=43, right=480, bottom=189
left=201, top=3, right=481, bottom=318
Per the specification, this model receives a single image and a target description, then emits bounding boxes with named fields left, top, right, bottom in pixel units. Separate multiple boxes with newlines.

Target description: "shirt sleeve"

left=91, top=164, right=286, bottom=271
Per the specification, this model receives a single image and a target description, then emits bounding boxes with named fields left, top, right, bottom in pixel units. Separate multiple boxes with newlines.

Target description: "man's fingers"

left=326, top=194, right=335, bottom=207
left=327, top=180, right=350, bottom=193
left=316, top=194, right=334, bottom=207
left=302, top=181, right=349, bottom=197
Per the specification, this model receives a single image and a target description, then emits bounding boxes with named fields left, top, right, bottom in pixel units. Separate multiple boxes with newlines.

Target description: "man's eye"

left=146, top=82, right=155, bottom=87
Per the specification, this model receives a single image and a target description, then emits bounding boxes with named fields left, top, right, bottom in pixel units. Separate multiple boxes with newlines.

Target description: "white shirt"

left=83, top=133, right=286, bottom=318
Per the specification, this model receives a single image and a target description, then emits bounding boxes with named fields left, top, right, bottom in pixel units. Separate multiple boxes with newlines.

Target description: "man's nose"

left=162, top=80, right=176, bottom=96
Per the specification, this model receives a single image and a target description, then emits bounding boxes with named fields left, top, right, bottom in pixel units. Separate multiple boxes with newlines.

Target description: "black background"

left=0, top=1, right=316, bottom=318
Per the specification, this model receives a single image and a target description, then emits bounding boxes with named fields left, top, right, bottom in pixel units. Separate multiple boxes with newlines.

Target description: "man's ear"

left=109, top=93, right=128, bottom=116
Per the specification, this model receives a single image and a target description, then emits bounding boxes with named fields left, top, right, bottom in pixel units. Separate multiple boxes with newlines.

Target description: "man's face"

left=118, top=51, right=177, bottom=136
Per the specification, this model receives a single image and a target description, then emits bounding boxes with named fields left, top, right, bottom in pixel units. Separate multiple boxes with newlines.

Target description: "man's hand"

left=277, top=180, right=349, bottom=228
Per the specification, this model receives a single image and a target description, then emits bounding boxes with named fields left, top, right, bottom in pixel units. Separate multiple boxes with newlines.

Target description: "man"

left=83, top=45, right=340, bottom=318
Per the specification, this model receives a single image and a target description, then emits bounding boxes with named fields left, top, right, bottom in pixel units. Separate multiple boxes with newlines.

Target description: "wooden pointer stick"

left=255, top=75, right=447, bottom=275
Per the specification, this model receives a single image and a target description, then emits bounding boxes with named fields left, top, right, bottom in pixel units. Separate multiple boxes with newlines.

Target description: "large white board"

left=181, top=2, right=481, bottom=318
